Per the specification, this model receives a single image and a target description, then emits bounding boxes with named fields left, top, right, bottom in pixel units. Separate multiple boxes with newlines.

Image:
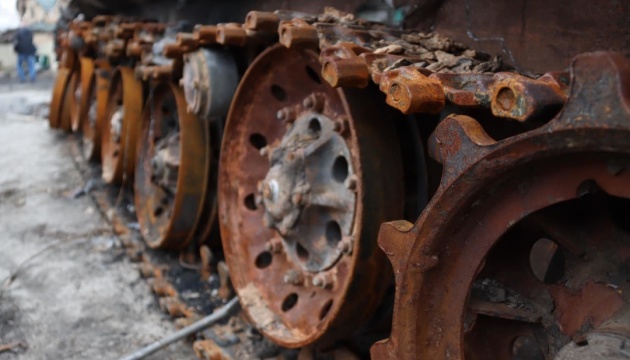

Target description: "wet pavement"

left=0, top=79, right=195, bottom=359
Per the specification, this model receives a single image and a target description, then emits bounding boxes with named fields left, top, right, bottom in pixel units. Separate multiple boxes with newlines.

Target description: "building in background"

left=0, top=0, right=70, bottom=73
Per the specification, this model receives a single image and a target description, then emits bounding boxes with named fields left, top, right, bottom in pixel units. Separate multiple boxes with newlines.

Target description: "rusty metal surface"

left=372, top=52, right=630, bottom=359
left=218, top=44, right=404, bottom=348
left=404, top=0, right=630, bottom=74
left=49, top=68, right=72, bottom=129
left=101, top=66, right=144, bottom=185
left=81, top=60, right=111, bottom=162
left=180, top=49, right=239, bottom=119
left=134, top=82, right=209, bottom=249
left=60, top=72, right=78, bottom=133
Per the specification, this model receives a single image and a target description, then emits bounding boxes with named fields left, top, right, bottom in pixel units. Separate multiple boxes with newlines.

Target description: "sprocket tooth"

left=428, top=115, right=496, bottom=185
left=373, top=220, right=416, bottom=360
left=377, top=220, right=415, bottom=275
left=550, top=51, right=630, bottom=131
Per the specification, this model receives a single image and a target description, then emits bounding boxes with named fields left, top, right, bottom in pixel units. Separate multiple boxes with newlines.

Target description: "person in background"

left=14, top=22, right=37, bottom=83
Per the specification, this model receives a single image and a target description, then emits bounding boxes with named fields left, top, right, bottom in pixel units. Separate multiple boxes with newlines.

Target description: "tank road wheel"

left=69, top=59, right=84, bottom=132
left=218, top=44, right=404, bottom=348
left=59, top=71, right=77, bottom=133
left=181, top=49, right=239, bottom=246
left=49, top=68, right=71, bottom=129
left=80, top=60, right=110, bottom=162
left=372, top=53, right=630, bottom=360
left=134, top=83, right=209, bottom=249
left=102, top=67, right=143, bottom=185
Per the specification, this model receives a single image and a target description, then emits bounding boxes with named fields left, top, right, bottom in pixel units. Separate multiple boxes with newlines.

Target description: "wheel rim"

left=134, top=82, right=209, bottom=249
left=219, top=44, right=404, bottom=348
left=70, top=60, right=83, bottom=132
left=49, top=68, right=71, bottom=129
left=79, top=58, right=99, bottom=161
left=60, top=72, right=77, bottom=133
left=102, top=66, right=143, bottom=185
left=372, top=52, right=630, bottom=360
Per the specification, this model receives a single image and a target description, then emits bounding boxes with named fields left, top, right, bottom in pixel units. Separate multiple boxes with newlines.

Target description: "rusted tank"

left=48, top=1, right=630, bottom=359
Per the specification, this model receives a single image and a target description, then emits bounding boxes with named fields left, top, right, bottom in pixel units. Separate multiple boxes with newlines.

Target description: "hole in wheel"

left=319, top=299, right=333, bottom=320
left=296, top=243, right=309, bottom=262
left=529, top=238, right=565, bottom=284
left=306, top=65, right=322, bottom=84
left=511, top=335, right=544, bottom=360
left=281, top=293, right=298, bottom=312
left=255, top=251, right=272, bottom=269
left=154, top=207, right=164, bottom=217
left=308, top=118, right=321, bottom=136
left=249, top=133, right=267, bottom=150
left=332, top=156, right=349, bottom=183
left=244, top=194, right=257, bottom=211
left=325, top=221, right=342, bottom=247
left=271, top=85, right=287, bottom=102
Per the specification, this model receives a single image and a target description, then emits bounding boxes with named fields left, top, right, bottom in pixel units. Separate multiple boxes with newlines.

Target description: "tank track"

left=48, top=7, right=630, bottom=360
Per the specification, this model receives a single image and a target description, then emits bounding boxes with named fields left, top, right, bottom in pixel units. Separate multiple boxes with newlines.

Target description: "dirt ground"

left=0, top=78, right=195, bottom=359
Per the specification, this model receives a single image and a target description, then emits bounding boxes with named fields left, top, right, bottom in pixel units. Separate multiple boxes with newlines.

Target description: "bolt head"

left=312, top=273, right=333, bottom=289
left=283, top=269, right=304, bottom=285
left=345, top=175, right=358, bottom=191
left=265, top=238, right=283, bottom=253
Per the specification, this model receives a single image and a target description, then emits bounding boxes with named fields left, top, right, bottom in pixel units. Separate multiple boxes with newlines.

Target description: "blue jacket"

left=14, top=28, right=37, bottom=56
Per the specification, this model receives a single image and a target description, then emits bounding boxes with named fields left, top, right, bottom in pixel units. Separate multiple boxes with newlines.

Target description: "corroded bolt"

left=303, top=93, right=325, bottom=112
left=322, top=58, right=370, bottom=88
left=244, top=11, right=280, bottom=32
left=265, top=237, right=283, bottom=253
left=345, top=174, right=358, bottom=191
left=261, top=182, right=272, bottom=200
left=334, top=116, right=350, bottom=136
left=276, top=107, right=296, bottom=123
left=278, top=19, right=318, bottom=48
left=312, top=273, right=334, bottom=289
left=380, top=66, right=445, bottom=114
left=283, top=269, right=304, bottom=285
left=489, top=73, right=567, bottom=122
left=216, top=24, right=247, bottom=46
left=193, top=25, right=218, bottom=45
left=337, top=236, right=354, bottom=255
left=176, top=32, right=198, bottom=48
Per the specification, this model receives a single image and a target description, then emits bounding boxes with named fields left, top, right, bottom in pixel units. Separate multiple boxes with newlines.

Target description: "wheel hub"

left=110, top=106, right=123, bottom=144
left=151, top=133, right=180, bottom=192
left=258, top=110, right=355, bottom=272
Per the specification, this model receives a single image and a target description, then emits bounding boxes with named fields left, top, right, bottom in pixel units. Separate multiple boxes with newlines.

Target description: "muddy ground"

left=0, top=78, right=195, bottom=359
